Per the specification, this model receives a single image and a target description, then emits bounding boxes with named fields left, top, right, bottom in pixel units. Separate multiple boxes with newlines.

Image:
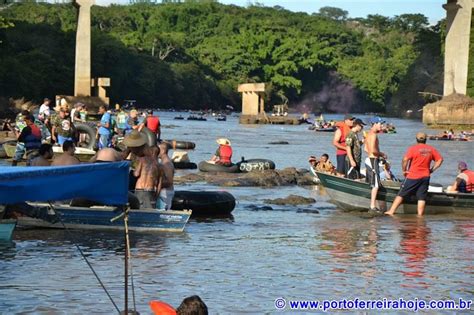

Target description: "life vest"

left=146, top=116, right=160, bottom=134
left=461, top=170, right=474, bottom=193
left=219, top=145, right=232, bottom=164
left=149, top=300, right=177, bottom=315
left=24, top=124, right=42, bottom=150
left=335, top=121, right=350, bottom=155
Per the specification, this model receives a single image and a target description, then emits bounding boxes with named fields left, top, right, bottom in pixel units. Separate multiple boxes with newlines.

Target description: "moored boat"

left=0, top=219, right=16, bottom=242
left=316, top=171, right=474, bottom=214
left=12, top=204, right=190, bottom=232
left=53, top=146, right=96, bottom=162
left=1, top=162, right=191, bottom=232
left=315, top=127, right=336, bottom=132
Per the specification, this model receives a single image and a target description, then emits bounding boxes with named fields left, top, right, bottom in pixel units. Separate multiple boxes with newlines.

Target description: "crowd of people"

left=3, top=99, right=177, bottom=211
left=309, top=114, right=472, bottom=216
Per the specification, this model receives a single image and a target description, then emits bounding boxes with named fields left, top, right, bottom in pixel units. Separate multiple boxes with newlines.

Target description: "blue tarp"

left=0, top=162, right=130, bottom=205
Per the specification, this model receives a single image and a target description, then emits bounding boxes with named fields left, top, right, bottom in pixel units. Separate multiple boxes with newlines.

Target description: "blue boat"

left=0, top=219, right=16, bottom=242
left=16, top=204, right=190, bottom=232
left=0, top=162, right=191, bottom=232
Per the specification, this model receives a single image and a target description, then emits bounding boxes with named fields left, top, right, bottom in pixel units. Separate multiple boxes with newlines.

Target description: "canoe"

left=174, top=116, right=185, bottom=120
left=316, top=171, right=474, bottom=214
left=187, top=116, right=207, bottom=121
left=315, top=127, right=336, bottom=132
left=163, top=140, right=196, bottom=150
left=172, top=190, right=236, bottom=216
left=0, top=219, right=16, bottom=242
left=237, top=159, right=276, bottom=172
left=173, top=161, right=198, bottom=169
left=428, top=136, right=469, bottom=141
left=198, top=161, right=239, bottom=173
left=12, top=203, right=191, bottom=232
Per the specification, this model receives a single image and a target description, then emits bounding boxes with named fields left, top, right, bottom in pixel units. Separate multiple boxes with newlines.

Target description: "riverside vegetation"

left=0, top=1, right=462, bottom=114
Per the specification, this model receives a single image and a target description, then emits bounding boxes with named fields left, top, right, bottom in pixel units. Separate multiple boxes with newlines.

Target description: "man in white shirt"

left=38, top=98, right=51, bottom=121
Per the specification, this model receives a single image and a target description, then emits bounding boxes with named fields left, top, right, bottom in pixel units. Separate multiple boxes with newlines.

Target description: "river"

left=1, top=113, right=473, bottom=313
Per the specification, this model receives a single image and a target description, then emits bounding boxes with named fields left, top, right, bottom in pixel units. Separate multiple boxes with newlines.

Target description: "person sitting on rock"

left=210, top=138, right=232, bottom=166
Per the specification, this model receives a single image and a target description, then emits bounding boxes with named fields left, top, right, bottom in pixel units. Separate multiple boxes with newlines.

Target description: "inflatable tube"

left=173, top=161, right=198, bottom=169
left=237, top=159, right=276, bottom=172
left=142, top=127, right=157, bottom=147
left=70, top=192, right=141, bottom=209
left=198, top=161, right=239, bottom=173
left=75, top=123, right=97, bottom=150
left=315, top=127, right=336, bottom=132
left=172, top=190, right=236, bottom=216
left=164, top=140, right=196, bottom=150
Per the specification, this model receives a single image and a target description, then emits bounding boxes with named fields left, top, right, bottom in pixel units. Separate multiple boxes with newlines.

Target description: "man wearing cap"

left=345, top=118, right=366, bottom=179
left=364, top=116, right=388, bottom=213
left=386, top=132, right=443, bottom=216
left=210, top=138, right=232, bottom=166
left=333, top=114, right=355, bottom=176
left=447, top=162, right=474, bottom=193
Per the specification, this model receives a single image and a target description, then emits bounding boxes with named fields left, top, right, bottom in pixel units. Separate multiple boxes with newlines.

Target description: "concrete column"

left=74, top=0, right=94, bottom=96
left=443, top=0, right=472, bottom=95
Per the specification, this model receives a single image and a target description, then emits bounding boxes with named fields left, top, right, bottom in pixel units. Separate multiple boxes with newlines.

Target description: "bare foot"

left=385, top=211, right=395, bottom=216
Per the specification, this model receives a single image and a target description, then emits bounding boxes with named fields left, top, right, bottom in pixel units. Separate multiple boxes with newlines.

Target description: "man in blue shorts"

left=386, top=132, right=443, bottom=216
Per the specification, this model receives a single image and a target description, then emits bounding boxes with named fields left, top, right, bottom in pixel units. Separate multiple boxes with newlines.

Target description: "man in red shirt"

left=145, top=110, right=161, bottom=141
left=386, top=132, right=443, bottom=216
left=332, top=114, right=355, bottom=176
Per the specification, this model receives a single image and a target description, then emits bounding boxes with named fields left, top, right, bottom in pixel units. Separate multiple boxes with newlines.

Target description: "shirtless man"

left=134, top=146, right=162, bottom=209
left=51, top=140, right=80, bottom=166
left=90, top=147, right=123, bottom=163
left=364, top=117, right=387, bottom=213
left=157, top=143, right=175, bottom=210
left=30, top=144, right=53, bottom=166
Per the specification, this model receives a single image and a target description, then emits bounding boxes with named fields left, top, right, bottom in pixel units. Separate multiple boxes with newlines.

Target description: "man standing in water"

left=157, top=143, right=175, bottom=210
left=386, top=132, right=443, bottom=216
left=364, top=117, right=387, bottom=213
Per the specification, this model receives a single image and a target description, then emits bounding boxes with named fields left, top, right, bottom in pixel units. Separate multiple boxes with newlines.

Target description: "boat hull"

left=0, top=219, right=17, bottom=241
left=16, top=204, right=191, bottom=232
left=316, top=172, right=474, bottom=214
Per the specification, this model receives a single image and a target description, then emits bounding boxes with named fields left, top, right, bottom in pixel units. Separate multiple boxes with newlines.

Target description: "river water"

left=1, top=113, right=473, bottom=314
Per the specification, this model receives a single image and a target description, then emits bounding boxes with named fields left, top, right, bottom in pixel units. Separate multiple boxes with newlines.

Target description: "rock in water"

left=264, top=194, right=316, bottom=206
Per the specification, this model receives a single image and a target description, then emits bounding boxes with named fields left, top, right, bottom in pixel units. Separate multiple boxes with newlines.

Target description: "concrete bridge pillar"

left=443, top=0, right=473, bottom=96
left=74, top=0, right=94, bottom=97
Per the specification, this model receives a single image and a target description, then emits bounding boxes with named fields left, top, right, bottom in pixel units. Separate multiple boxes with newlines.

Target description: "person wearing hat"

left=126, top=109, right=144, bottom=134
left=345, top=118, right=366, bottom=179
left=123, top=130, right=162, bottom=208
left=386, top=132, right=444, bottom=216
left=332, top=114, right=355, bottom=176
left=447, top=161, right=474, bottom=193
left=210, top=138, right=232, bottom=166
left=364, top=116, right=388, bottom=213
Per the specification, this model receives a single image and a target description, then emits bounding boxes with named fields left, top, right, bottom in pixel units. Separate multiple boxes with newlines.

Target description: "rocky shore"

left=175, top=167, right=316, bottom=187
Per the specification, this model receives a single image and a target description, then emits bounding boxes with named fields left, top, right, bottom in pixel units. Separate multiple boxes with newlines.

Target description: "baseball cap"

left=458, top=161, right=468, bottom=170
left=370, top=116, right=385, bottom=124
left=416, top=132, right=427, bottom=141
left=344, top=114, right=356, bottom=120
left=353, top=118, right=366, bottom=126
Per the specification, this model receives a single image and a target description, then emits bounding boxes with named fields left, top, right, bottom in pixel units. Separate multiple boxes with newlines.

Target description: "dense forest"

left=0, top=1, right=450, bottom=114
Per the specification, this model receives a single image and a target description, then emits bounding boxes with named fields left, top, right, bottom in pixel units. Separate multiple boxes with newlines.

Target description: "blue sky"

left=94, top=0, right=447, bottom=24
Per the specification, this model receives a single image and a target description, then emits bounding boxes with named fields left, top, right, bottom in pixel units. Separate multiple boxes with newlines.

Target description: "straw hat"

left=123, top=130, right=147, bottom=148
left=216, top=138, right=231, bottom=146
